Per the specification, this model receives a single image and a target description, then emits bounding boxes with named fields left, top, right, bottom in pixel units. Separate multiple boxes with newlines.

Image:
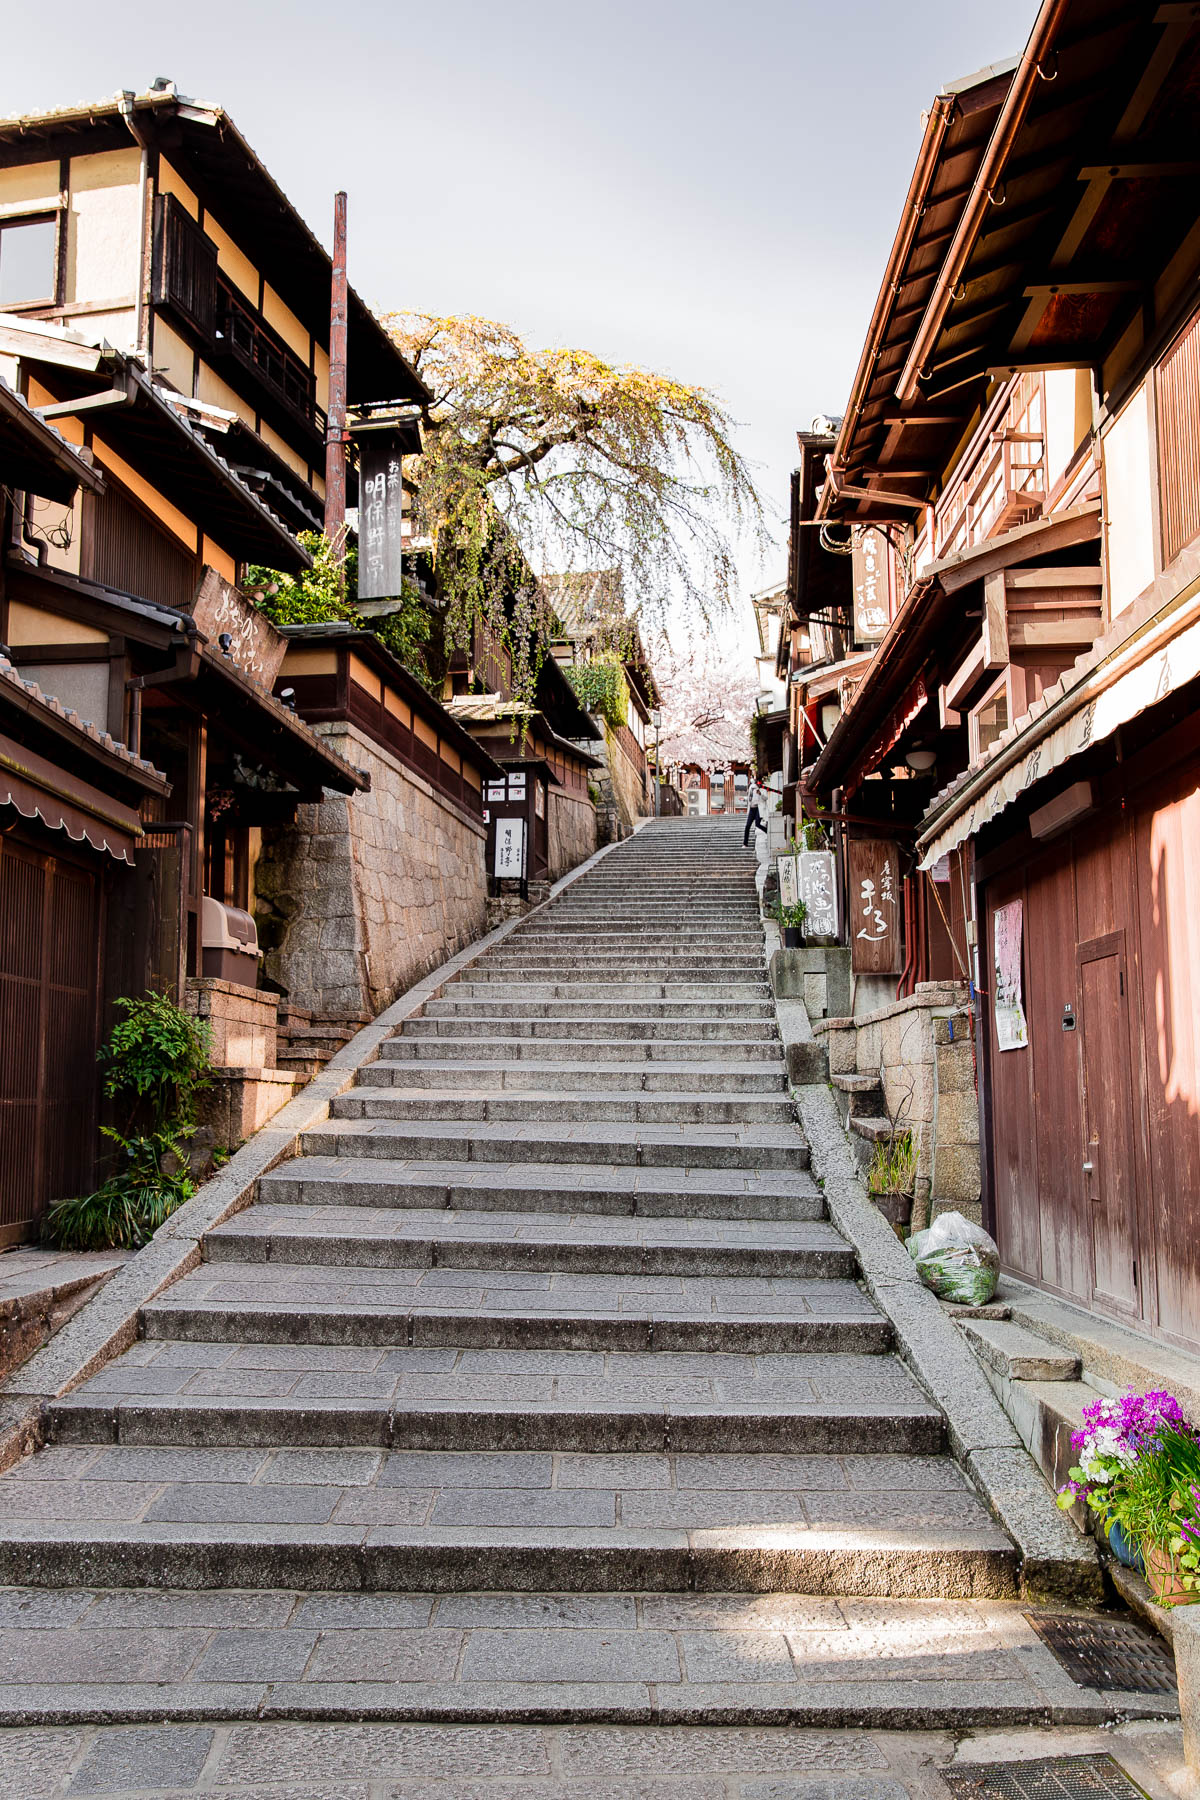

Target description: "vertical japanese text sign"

left=798, top=850, right=838, bottom=939
left=493, top=817, right=525, bottom=879
left=851, top=528, right=892, bottom=643
left=356, top=430, right=407, bottom=599
left=846, top=838, right=902, bottom=973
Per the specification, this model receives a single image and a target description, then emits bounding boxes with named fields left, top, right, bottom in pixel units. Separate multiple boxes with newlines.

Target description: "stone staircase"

left=0, top=819, right=1156, bottom=1727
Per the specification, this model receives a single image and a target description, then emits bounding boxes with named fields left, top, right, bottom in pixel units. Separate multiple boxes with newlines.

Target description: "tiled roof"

left=0, top=653, right=166, bottom=782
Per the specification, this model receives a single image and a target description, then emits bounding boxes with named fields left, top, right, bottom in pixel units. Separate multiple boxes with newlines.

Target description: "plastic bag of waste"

left=907, top=1210, right=999, bottom=1305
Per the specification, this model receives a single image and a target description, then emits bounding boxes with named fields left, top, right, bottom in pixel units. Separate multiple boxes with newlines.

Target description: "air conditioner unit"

left=201, top=896, right=259, bottom=988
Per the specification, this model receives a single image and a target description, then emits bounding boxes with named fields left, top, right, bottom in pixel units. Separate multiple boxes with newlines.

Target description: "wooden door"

left=0, top=837, right=101, bottom=1244
left=1076, top=931, right=1140, bottom=1316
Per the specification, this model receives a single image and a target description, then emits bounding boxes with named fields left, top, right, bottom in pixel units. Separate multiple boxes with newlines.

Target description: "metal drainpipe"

left=118, top=92, right=152, bottom=358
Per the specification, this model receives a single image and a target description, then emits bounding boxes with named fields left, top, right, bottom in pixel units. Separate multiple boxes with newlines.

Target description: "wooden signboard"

left=847, top=837, right=902, bottom=973
left=193, top=569, right=287, bottom=687
left=356, top=430, right=407, bottom=599
left=851, top=527, right=892, bottom=643
left=799, top=849, right=838, bottom=939
left=777, top=854, right=800, bottom=909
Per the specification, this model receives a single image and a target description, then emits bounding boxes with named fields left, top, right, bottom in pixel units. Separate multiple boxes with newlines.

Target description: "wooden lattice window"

left=1156, top=304, right=1200, bottom=566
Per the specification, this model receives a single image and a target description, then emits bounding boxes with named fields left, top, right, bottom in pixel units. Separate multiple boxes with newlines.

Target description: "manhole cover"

left=942, top=1755, right=1150, bottom=1800
left=1023, top=1610, right=1178, bottom=1694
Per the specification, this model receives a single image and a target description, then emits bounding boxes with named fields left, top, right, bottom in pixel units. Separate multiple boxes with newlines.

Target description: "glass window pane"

left=0, top=218, right=56, bottom=305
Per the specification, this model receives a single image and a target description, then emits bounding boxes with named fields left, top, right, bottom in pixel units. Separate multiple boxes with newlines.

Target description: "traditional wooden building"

left=0, top=377, right=175, bottom=1242
left=545, top=570, right=662, bottom=834
left=806, top=1, right=1200, bottom=1352
left=0, top=84, right=485, bottom=1224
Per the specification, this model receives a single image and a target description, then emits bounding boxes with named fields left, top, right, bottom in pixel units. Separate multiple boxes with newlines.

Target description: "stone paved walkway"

left=0, top=820, right=1179, bottom=1758
left=0, top=1719, right=1189, bottom=1799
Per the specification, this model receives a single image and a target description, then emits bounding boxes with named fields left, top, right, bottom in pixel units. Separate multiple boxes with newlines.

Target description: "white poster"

left=778, top=854, right=799, bottom=909
left=493, top=817, right=525, bottom=878
left=507, top=773, right=526, bottom=797
left=799, top=850, right=838, bottom=939
left=993, top=897, right=1028, bottom=1052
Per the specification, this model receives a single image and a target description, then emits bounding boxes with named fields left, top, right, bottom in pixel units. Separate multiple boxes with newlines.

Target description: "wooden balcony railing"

left=934, top=374, right=1047, bottom=560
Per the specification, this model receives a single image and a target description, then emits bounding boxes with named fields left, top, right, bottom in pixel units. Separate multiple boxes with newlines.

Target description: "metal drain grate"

left=1023, top=1610, right=1178, bottom=1694
left=941, top=1755, right=1151, bottom=1800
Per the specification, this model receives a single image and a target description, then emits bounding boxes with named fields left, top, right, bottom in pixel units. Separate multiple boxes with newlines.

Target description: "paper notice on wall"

left=993, top=897, right=1028, bottom=1052
left=778, top=855, right=799, bottom=909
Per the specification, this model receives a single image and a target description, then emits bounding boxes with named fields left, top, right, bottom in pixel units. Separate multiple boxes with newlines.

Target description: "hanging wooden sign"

left=356, top=430, right=407, bottom=599
left=847, top=837, right=902, bottom=973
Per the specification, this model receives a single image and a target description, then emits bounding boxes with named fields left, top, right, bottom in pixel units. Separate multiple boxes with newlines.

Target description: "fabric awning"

left=917, top=585, right=1200, bottom=869
left=0, top=731, right=142, bottom=862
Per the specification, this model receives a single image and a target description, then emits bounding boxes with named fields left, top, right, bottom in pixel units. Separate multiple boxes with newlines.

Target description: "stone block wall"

left=185, top=977, right=279, bottom=1068
left=548, top=788, right=598, bottom=881
left=575, top=724, right=648, bottom=840
left=255, top=722, right=488, bottom=1020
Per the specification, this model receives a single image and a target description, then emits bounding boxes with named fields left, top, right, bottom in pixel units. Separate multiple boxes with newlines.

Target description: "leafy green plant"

left=246, top=532, right=435, bottom=686
left=43, top=993, right=212, bottom=1251
left=775, top=898, right=807, bottom=934
left=564, top=655, right=629, bottom=730
left=866, top=1130, right=916, bottom=1197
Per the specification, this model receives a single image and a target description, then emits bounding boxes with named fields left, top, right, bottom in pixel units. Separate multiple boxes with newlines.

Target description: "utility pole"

left=324, top=190, right=348, bottom=546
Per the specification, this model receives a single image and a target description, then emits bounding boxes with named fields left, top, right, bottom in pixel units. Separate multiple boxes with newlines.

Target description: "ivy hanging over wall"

left=563, top=654, right=629, bottom=731
left=246, top=530, right=434, bottom=689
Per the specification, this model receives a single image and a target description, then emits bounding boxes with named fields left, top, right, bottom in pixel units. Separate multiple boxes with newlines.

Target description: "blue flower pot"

left=1107, top=1520, right=1145, bottom=1573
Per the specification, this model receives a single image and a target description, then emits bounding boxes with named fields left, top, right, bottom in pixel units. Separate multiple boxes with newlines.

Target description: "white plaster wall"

left=1103, top=383, right=1156, bottom=619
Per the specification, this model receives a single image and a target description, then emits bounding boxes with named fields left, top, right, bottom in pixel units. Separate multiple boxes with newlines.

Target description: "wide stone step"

left=44, top=1345, right=947, bottom=1457
left=360, top=1059, right=788, bottom=1093
left=143, top=1251, right=880, bottom=1352
left=382, top=1036, right=785, bottom=1061
left=400, top=1018, right=780, bottom=1042
left=257, top=1162, right=824, bottom=1224
left=472, top=962, right=768, bottom=979
left=329, top=1091, right=799, bottom=1126
left=0, top=1447, right=1019, bottom=1603
left=300, top=1118, right=810, bottom=1171
left=0, top=1586, right=1149, bottom=1728
left=444, top=993, right=770, bottom=1008
left=422, top=998, right=777, bottom=1020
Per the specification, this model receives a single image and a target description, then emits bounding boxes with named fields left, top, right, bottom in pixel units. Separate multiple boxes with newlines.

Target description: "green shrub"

left=43, top=993, right=212, bottom=1251
left=564, top=655, right=629, bottom=730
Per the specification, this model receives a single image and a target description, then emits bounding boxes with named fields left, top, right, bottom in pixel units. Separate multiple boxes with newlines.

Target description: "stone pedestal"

left=185, top=978, right=299, bottom=1155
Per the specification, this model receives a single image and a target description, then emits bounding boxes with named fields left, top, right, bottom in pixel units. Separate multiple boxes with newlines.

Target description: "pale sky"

left=2, top=0, right=1032, bottom=663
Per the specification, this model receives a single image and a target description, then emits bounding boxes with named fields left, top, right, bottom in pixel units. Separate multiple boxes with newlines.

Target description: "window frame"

left=0, top=211, right=60, bottom=311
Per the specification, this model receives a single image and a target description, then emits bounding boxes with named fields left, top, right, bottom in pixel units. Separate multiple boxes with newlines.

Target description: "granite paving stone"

left=0, top=824, right=1109, bottom=1742
left=64, top=1724, right=215, bottom=1794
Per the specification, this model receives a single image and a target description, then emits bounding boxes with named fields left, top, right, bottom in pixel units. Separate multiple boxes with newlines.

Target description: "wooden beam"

left=1008, top=617, right=1102, bottom=648
left=939, top=685, right=962, bottom=730
left=1005, top=567, right=1103, bottom=588
left=983, top=573, right=1008, bottom=671
left=945, top=638, right=986, bottom=712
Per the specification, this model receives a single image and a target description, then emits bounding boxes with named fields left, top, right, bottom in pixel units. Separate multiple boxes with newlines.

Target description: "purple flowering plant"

left=1172, top=1484, right=1200, bottom=1596
left=1056, top=1390, right=1200, bottom=1600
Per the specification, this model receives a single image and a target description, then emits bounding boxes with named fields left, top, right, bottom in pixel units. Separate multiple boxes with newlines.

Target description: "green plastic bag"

left=907, top=1210, right=999, bottom=1306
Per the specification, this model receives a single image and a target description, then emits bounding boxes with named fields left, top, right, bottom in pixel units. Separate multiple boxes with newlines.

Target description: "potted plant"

left=866, top=1129, right=916, bottom=1227
left=1057, top=1391, right=1200, bottom=1604
left=777, top=898, right=807, bottom=949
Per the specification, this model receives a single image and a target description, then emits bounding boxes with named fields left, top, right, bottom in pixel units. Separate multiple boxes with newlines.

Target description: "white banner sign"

left=799, top=850, right=838, bottom=938
left=493, top=817, right=525, bottom=878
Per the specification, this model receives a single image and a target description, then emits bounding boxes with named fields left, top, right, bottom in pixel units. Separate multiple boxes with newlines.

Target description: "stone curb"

left=790, top=1078, right=1101, bottom=1605
left=791, top=1077, right=1101, bottom=1604
left=0, top=834, right=626, bottom=1465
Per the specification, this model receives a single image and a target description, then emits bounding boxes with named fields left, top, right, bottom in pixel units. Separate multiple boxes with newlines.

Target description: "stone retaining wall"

left=255, top=722, right=488, bottom=1020
left=547, top=787, right=598, bottom=881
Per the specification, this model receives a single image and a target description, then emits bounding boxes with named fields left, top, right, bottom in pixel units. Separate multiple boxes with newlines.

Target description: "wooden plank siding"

left=981, top=734, right=1200, bottom=1353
